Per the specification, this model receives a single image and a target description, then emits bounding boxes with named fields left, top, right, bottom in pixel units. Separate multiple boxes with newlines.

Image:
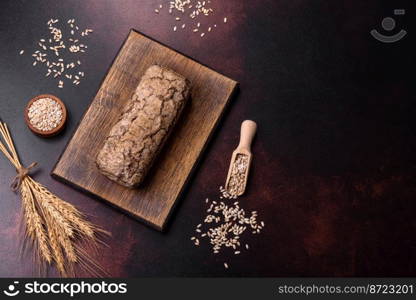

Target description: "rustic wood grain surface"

left=52, top=30, right=237, bottom=230
left=0, top=0, right=414, bottom=277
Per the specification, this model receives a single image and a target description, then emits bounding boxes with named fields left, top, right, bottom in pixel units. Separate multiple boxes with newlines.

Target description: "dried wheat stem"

left=0, top=121, right=109, bottom=277
left=47, top=219, right=67, bottom=276
left=21, top=180, right=52, bottom=263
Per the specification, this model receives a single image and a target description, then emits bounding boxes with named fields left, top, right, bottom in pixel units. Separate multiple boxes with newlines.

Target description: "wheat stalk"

left=21, top=181, right=52, bottom=264
left=0, top=121, right=109, bottom=277
left=29, top=179, right=99, bottom=238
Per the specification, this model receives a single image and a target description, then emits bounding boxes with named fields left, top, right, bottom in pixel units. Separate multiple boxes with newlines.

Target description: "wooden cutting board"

left=52, top=30, right=238, bottom=231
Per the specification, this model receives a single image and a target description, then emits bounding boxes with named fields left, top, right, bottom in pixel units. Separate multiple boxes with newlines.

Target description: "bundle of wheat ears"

left=0, top=121, right=109, bottom=277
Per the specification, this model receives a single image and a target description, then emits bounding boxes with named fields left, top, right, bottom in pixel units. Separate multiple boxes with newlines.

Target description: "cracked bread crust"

left=96, top=65, right=191, bottom=188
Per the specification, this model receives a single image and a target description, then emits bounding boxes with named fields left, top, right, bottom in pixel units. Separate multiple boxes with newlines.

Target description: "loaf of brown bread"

left=96, top=65, right=191, bottom=188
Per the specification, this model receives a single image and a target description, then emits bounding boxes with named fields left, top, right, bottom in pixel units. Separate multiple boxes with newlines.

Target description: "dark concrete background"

left=0, top=0, right=414, bottom=277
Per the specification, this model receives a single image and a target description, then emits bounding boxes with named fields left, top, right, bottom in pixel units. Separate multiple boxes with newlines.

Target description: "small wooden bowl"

left=25, top=94, right=67, bottom=137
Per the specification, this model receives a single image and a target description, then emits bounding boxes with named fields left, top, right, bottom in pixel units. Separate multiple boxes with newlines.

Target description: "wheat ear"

left=0, top=121, right=109, bottom=277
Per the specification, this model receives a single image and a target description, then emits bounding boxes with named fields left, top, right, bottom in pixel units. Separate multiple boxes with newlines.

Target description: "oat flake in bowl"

left=25, top=94, right=67, bottom=137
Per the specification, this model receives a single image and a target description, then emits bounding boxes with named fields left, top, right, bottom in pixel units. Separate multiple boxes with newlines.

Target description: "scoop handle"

left=238, top=120, right=257, bottom=151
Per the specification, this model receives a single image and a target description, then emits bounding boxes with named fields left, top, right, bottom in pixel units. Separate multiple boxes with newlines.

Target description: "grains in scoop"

left=226, top=154, right=249, bottom=196
left=28, top=98, right=63, bottom=131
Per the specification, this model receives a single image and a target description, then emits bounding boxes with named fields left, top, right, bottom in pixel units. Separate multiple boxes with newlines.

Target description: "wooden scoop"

left=225, top=120, right=257, bottom=196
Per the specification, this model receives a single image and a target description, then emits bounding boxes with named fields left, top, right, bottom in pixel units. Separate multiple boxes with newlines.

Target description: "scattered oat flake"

left=19, top=50, right=25, bottom=55
left=224, top=262, right=229, bottom=269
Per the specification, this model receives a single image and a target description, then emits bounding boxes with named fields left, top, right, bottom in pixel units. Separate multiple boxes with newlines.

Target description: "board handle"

left=238, top=120, right=257, bottom=151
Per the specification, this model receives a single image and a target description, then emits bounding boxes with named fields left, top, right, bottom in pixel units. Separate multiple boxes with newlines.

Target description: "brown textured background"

left=0, top=0, right=414, bottom=277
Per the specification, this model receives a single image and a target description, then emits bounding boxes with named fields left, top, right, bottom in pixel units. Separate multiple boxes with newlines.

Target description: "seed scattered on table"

left=28, top=97, right=63, bottom=131
left=154, top=0, right=228, bottom=38
left=19, top=17, right=93, bottom=89
left=190, top=187, right=265, bottom=270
